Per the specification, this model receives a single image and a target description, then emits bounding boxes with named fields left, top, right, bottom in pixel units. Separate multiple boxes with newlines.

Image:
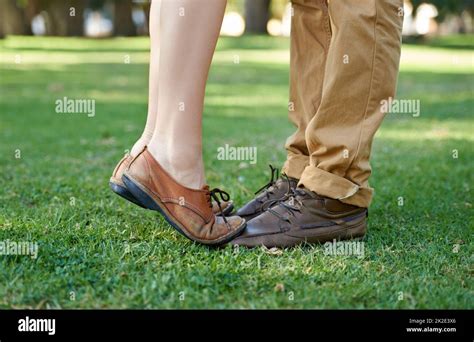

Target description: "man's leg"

left=298, top=0, right=404, bottom=208
left=282, top=0, right=332, bottom=180
left=233, top=0, right=403, bottom=247
left=235, top=0, right=331, bottom=221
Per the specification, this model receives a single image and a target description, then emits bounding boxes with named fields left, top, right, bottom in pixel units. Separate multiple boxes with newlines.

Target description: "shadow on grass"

left=0, top=35, right=290, bottom=53
left=1, top=62, right=471, bottom=122
left=402, top=34, right=474, bottom=50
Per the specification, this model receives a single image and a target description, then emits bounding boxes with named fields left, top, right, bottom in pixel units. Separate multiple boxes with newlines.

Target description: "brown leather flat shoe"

left=110, top=153, right=233, bottom=215
left=122, top=147, right=246, bottom=246
left=232, top=187, right=367, bottom=248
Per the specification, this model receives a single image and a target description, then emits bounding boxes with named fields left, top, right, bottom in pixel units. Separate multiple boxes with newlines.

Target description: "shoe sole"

left=122, top=174, right=246, bottom=246
left=109, top=181, right=146, bottom=209
left=110, top=181, right=233, bottom=216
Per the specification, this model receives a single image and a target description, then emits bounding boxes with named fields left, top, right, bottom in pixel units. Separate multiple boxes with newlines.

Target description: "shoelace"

left=267, top=188, right=311, bottom=223
left=260, top=173, right=296, bottom=211
left=207, top=188, right=230, bottom=224
left=254, top=165, right=279, bottom=199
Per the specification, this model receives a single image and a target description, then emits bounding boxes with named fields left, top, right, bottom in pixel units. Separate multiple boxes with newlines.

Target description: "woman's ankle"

left=147, top=143, right=205, bottom=189
left=130, top=138, right=146, bottom=157
left=130, top=130, right=153, bottom=157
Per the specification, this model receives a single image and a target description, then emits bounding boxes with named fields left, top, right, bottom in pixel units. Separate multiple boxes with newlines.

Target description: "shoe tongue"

left=288, top=177, right=299, bottom=184
left=295, top=187, right=318, bottom=199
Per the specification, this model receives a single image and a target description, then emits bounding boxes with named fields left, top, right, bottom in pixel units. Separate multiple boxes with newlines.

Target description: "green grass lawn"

left=0, top=35, right=472, bottom=309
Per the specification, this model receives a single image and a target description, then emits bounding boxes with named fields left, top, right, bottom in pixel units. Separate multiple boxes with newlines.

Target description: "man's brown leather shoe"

left=232, top=187, right=367, bottom=248
left=122, top=147, right=246, bottom=246
left=235, top=165, right=298, bottom=220
left=110, top=153, right=234, bottom=215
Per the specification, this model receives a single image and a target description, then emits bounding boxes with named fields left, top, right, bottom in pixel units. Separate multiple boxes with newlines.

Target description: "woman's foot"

left=122, top=147, right=245, bottom=245
left=109, top=152, right=234, bottom=215
left=130, top=128, right=155, bottom=158
left=109, top=129, right=151, bottom=208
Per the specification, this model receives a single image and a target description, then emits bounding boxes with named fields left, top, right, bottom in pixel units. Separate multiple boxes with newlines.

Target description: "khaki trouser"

left=282, top=0, right=404, bottom=208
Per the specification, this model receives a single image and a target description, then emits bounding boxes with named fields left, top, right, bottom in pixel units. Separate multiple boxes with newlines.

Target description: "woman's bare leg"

left=130, top=0, right=161, bottom=157
left=147, top=0, right=227, bottom=189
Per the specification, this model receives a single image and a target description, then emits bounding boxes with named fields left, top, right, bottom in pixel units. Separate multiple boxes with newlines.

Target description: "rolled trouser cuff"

left=298, top=165, right=373, bottom=208
left=282, top=153, right=309, bottom=180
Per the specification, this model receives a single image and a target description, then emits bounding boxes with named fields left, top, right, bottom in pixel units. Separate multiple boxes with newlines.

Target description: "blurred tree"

left=142, top=1, right=151, bottom=35
left=113, top=0, right=136, bottom=36
left=40, top=0, right=85, bottom=36
left=244, top=0, right=271, bottom=34
left=411, top=0, right=474, bottom=22
left=1, top=0, right=34, bottom=35
left=226, top=0, right=244, bottom=13
left=89, top=0, right=106, bottom=11
left=0, top=5, right=3, bottom=38
left=270, top=0, right=289, bottom=19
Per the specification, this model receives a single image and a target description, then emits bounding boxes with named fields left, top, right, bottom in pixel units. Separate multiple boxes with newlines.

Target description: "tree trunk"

left=43, top=1, right=67, bottom=36
left=142, top=2, right=151, bottom=36
left=244, top=0, right=270, bottom=34
left=2, top=0, right=33, bottom=35
left=0, top=4, right=4, bottom=38
left=41, top=0, right=84, bottom=36
left=65, top=0, right=85, bottom=36
left=114, top=0, right=136, bottom=36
